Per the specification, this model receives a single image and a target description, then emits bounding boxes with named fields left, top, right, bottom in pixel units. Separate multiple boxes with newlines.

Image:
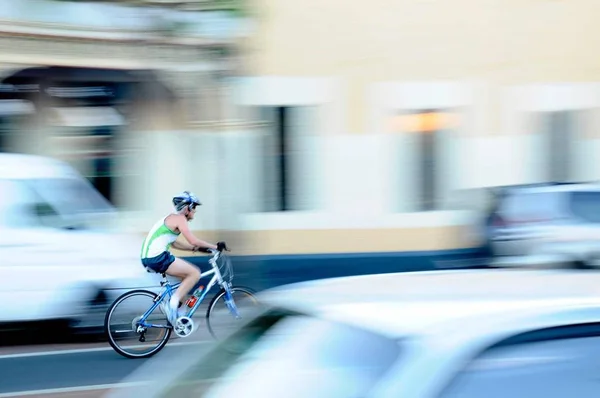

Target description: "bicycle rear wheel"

left=206, top=286, right=261, bottom=342
left=105, top=289, right=172, bottom=359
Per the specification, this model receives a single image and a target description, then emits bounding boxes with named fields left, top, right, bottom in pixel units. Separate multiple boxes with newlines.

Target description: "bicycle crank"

left=174, top=316, right=194, bottom=338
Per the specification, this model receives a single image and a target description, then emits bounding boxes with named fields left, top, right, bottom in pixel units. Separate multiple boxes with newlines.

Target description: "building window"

left=50, top=123, right=119, bottom=205
left=0, top=118, right=7, bottom=152
left=258, top=105, right=318, bottom=212
left=419, top=126, right=437, bottom=211
left=89, top=126, right=116, bottom=204
left=260, top=106, right=290, bottom=212
left=391, top=110, right=460, bottom=212
left=540, top=110, right=577, bottom=182
left=0, top=100, right=34, bottom=152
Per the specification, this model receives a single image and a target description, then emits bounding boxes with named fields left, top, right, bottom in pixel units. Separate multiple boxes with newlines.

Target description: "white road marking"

left=0, top=381, right=149, bottom=397
left=0, top=340, right=210, bottom=360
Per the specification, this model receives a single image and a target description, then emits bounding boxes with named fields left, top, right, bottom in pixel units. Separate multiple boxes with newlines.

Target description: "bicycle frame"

left=137, top=250, right=232, bottom=330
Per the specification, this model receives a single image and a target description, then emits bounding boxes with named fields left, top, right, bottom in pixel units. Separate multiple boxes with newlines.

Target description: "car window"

left=15, top=177, right=116, bottom=230
left=0, top=179, right=47, bottom=228
left=157, top=309, right=402, bottom=398
left=0, top=177, right=107, bottom=230
left=437, top=335, right=600, bottom=398
left=500, top=191, right=565, bottom=223
left=24, top=177, right=114, bottom=216
left=569, top=191, right=600, bottom=224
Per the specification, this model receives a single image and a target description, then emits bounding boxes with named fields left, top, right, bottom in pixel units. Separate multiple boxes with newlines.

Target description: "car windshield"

left=156, top=309, right=402, bottom=398
left=25, top=177, right=115, bottom=216
left=0, top=177, right=115, bottom=230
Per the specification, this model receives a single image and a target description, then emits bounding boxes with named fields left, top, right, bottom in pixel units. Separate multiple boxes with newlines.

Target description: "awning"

left=0, top=66, right=177, bottom=102
left=2, top=66, right=138, bottom=84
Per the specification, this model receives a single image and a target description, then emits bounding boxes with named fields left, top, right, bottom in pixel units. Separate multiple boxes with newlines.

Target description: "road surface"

left=0, top=334, right=213, bottom=397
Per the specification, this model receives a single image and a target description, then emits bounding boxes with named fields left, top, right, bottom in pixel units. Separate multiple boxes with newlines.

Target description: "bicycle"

left=104, top=248, right=260, bottom=359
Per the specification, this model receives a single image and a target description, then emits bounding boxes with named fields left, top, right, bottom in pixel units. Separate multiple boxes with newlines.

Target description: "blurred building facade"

left=224, top=0, right=600, bottom=256
left=0, top=0, right=252, bottom=236
left=3, top=0, right=600, bottom=257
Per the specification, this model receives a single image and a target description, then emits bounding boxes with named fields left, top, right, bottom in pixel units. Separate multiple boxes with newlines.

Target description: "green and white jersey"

left=140, top=215, right=180, bottom=259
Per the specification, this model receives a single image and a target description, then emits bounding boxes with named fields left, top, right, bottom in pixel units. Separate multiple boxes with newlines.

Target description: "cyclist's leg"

left=165, top=257, right=201, bottom=309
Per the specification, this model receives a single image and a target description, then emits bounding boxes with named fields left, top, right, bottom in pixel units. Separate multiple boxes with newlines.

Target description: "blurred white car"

left=0, top=153, right=161, bottom=333
left=112, top=269, right=600, bottom=398
left=483, top=183, right=600, bottom=269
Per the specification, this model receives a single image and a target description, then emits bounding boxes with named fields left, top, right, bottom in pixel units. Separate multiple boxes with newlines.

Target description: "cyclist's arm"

left=171, top=240, right=195, bottom=251
left=176, top=217, right=217, bottom=251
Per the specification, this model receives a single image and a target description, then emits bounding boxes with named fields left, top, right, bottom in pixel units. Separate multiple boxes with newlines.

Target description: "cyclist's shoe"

left=166, top=303, right=179, bottom=326
left=160, top=299, right=184, bottom=321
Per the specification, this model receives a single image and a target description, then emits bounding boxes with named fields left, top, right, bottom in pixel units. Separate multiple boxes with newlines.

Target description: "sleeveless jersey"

left=140, top=215, right=180, bottom=259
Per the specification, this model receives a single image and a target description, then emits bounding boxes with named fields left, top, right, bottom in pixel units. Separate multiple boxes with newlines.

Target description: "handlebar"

left=196, top=246, right=229, bottom=255
left=159, top=246, right=231, bottom=281
left=205, top=241, right=230, bottom=254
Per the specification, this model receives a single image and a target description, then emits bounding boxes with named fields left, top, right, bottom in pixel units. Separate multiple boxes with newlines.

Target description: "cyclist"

left=140, top=190, right=227, bottom=325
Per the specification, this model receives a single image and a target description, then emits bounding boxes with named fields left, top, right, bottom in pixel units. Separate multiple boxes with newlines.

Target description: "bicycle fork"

left=223, top=284, right=241, bottom=319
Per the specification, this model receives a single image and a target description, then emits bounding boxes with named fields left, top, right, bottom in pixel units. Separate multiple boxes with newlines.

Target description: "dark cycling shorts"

left=141, top=251, right=175, bottom=274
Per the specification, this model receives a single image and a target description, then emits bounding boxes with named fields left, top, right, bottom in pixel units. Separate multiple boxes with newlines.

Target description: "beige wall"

left=246, top=0, right=600, bottom=134
left=167, top=225, right=479, bottom=256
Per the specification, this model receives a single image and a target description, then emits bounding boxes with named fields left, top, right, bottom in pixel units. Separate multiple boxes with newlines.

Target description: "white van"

left=0, top=153, right=160, bottom=333
left=484, top=183, right=600, bottom=269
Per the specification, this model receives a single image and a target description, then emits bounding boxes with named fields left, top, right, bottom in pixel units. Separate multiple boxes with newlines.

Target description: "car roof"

left=108, top=269, right=600, bottom=398
left=259, top=269, right=600, bottom=338
left=0, top=153, right=80, bottom=179
left=498, top=183, right=600, bottom=195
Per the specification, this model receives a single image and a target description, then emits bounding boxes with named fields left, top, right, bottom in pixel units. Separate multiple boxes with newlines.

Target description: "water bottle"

left=186, top=285, right=204, bottom=308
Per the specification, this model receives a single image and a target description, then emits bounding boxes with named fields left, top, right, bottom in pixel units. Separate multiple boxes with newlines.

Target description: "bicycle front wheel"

left=206, top=286, right=261, bottom=341
left=104, top=289, right=172, bottom=359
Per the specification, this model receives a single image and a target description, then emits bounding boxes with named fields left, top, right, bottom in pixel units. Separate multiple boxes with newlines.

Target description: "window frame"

left=435, top=321, right=600, bottom=398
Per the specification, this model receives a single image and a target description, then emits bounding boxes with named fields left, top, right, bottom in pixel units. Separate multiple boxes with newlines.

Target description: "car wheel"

left=70, top=289, right=110, bottom=337
left=570, top=259, right=598, bottom=270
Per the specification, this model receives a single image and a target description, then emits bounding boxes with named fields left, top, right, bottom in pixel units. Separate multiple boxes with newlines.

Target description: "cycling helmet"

left=172, top=191, right=201, bottom=212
